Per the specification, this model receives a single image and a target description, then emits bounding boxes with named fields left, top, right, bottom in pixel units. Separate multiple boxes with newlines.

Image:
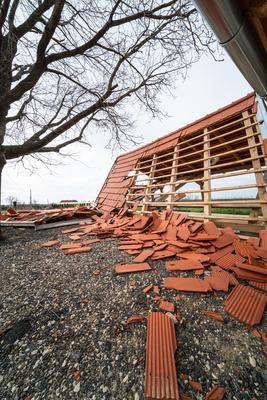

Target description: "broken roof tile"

left=233, top=239, right=256, bottom=258
left=60, top=243, right=82, bottom=250
left=144, top=312, right=179, bottom=400
left=248, top=281, right=267, bottom=291
left=115, top=262, right=152, bottom=274
left=215, top=253, right=245, bottom=270
left=151, top=250, right=176, bottom=260
left=205, top=271, right=230, bottom=292
left=202, top=310, right=224, bottom=322
left=164, top=277, right=211, bottom=293
left=133, top=249, right=154, bottom=263
left=203, top=221, right=220, bottom=236
left=41, top=240, right=60, bottom=248
left=177, top=224, right=190, bottom=242
left=118, top=244, right=143, bottom=250
left=224, top=284, right=267, bottom=325
left=127, top=315, right=146, bottom=324
left=213, top=233, right=234, bottom=249
left=236, top=262, right=267, bottom=276
left=166, top=259, right=203, bottom=272
left=189, top=381, right=203, bottom=393
left=205, top=386, right=226, bottom=400
left=159, top=300, right=175, bottom=313
left=143, top=284, right=153, bottom=294
left=64, top=246, right=91, bottom=255
left=177, top=252, right=210, bottom=263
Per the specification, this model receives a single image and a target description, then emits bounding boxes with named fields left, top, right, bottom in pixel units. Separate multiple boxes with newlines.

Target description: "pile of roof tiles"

left=0, top=205, right=102, bottom=225
left=41, top=207, right=267, bottom=400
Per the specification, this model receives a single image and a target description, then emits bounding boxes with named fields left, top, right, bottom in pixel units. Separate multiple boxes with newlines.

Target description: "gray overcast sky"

left=2, top=51, right=253, bottom=205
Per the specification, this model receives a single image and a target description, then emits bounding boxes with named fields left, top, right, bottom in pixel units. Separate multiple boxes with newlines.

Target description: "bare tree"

left=0, top=0, right=215, bottom=235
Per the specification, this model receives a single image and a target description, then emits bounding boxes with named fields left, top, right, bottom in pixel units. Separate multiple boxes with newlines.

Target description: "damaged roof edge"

left=194, top=0, right=267, bottom=100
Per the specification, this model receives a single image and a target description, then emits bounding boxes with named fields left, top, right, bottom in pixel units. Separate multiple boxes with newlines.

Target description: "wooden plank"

left=243, top=111, right=267, bottom=221
left=167, top=144, right=179, bottom=209
left=203, top=128, right=211, bottom=220
left=137, top=114, right=257, bottom=167
left=142, top=154, right=157, bottom=213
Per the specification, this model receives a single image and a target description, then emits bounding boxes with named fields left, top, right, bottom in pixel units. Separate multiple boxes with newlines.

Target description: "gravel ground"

left=0, top=227, right=266, bottom=400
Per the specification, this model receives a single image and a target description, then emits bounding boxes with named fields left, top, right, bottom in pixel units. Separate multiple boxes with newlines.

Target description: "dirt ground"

left=0, top=227, right=266, bottom=400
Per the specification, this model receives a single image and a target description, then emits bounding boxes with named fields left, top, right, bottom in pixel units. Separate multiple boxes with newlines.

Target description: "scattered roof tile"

left=115, top=262, right=152, bottom=274
left=224, top=284, right=267, bottom=325
left=189, top=381, right=203, bottom=392
left=41, top=240, right=60, bottom=248
left=202, top=310, right=224, bottom=322
left=159, top=300, right=175, bottom=313
left=164, top=277, right=211, bottom=293
left=144, top=312, right=179, bottom=400
left=64, top=246, right=91, bottom=255
left=166, top=259, right=203, bottom=272
left=213, top=233, right=234, bottom=249
left=127, top=315, right=146, bottom=324
left=133, top=249, right=154, bottom=263
left=143, top=284, right=153, bottom=294
left=205, top=386, right=226, bottom=400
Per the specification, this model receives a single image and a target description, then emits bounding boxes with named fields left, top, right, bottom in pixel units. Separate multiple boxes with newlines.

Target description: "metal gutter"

left=194, top=0, right=267, bottom=99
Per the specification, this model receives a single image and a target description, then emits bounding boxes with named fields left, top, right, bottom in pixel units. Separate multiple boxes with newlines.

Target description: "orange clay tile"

left=175, top=295, right=182, bottom=301
left=203, top=221, right=220, bottom=236
left=166, top=259, right=203, bottom=272
left=195, top=269, right=204, bottom=276
left=118, top=244, right=143, bottom=250
left=177, top=224, right=190, bottom=242
left=191, top=221, right=203, bottom=233
left=224, top=284, right=267, bottom=325
left=215, top=253, right=245, bottom=270
left=177, top=252, right=210, bottom=263
left=213, top=233, right=234, bottom=249
left=133, top=249, right=154, bottom=263
left=205, top=271, right=230, bottom=292
left=167, top=240, right=192, bottom=248
left=60, top=243, right=82, bottom=250
left=252, top=329, right=262, bottom=338
left=41, top=240, right=60, bottom=248
left=256, top=247, right=267, bottom=259
left=143, top=284, right=153, bottom=294
left=143, top=241, right=155, bottom=248
left=164, top=277, right=211, bottom=293
left=153, top=285, right=160, bottom=295
left=234, top=268, right=267, bottom=283
left=209, top=245, right=234, bottom=263
left=205, top=386, right=226, bottom=400
left=189, top=381, right=202, bottom=392
left=159, top=300, right=175, bottom=313
left=151, top=250, right=176, bottom=260
left=115, top=262, right=152, bottom=274
left=248, top=280, right=267, bottom=291
left=236, top=262, right=267, bottom=276
left=153, top=243, right=168, bottom=251
left=64, top=246, right=91, bottom=255
left=62, top=227, right=79, bottom=234
left=80, top=239, right=100, bottom=245
left=69, top=235, right=83, bottom=241
left=127, top=315, right=146, bottom=324
left=125, top=250, right=141, bottom=255
left=144, top=312, right=179, bottom=400
left=202, top=310, right=224, bottom=322
left=192, top=233, right=219, bottom=242
left=233, top=239, right=256, bottom=258
left=180, top=394, right=193, bottom=400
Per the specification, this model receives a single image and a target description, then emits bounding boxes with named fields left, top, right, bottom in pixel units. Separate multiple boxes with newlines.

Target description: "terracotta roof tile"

left=205, top=386, right=226, bottom=400
left=209, top=245, right=234, bottom=263
left=143, top=284, right=153, bottom=294
left=127, top=315, right=146, bottom=324
left=118, top=244, right=143, bottom=250
left=144, top=312, right=179, bottom=400
left=224, top=284, right=267, bottom=325
left=177, top=225, right=190, bottom=242
left=41, top=240, right=60, bottom=248
left=60, top=243, right=82, bottom=250
left=64, top=246, right=91, bottom=255
left=248, top=281, right=267, bottom=291
left=115, top=262, right=152, bottom=274
left=215, top=253, right=245, bottom=270
left=164, top=277, right=211, bottom=292
left=202, top=310, right=224, bottom=322
left=213, top=233, right=234, bottom=249
left=236, top=262, right=267, bottom=276
left=203, top=222, right=220, bottom=236
left=256, top=247, right=267, bottom=259
left=159, top=300, right=175, bottom=313
left=205, top=271, right=230, bottom=292
left=233, top=240, right=256, bottom=258
left=189, top=381, right=203, bottom=392
left=234, top=268, right=267, bottom=282
left=177, top=252, right=210, bottom=263
left=151, top=250, right=176, bottom=260
left=166, top=259, right=203, bottom=271
left=133, top=249, right=154, bottom=263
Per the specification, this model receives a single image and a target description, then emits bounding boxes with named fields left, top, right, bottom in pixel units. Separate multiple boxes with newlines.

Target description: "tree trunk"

left=0, top=151, right=6, bottom=240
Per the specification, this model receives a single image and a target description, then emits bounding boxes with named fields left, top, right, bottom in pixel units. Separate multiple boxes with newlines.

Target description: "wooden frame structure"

left=96, top=93, right=267, bottom=232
